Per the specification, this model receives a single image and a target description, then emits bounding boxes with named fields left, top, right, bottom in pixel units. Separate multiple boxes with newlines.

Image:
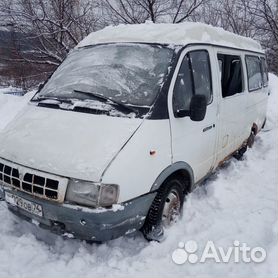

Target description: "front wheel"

left=141, top=178, right=185, bottom=241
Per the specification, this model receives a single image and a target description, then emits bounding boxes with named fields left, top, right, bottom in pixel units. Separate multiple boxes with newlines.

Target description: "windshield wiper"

left=31, top=96, right=111, bottom=114
left=31, top=96, right=72, bottom=104
left=73, top=89, right=137, bottom=114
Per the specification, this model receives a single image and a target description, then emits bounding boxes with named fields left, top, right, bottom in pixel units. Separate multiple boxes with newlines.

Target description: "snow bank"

left=0, top=87, right=23, bottom=95
left=0, top=75, right=277, bottom=277
left=77, top=22, right=262, bottom=52
left=0, top=88, right=34, bottom=131
left=265, top=73, right=278, bottom=129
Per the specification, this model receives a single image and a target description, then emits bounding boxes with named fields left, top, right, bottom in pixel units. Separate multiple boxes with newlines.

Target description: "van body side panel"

left=244, top=55, right=268, bottom=133
left=216, top=93, right=248, bottom=162
left=245, top=92, right=268, bottom=132
left=213, top=49, right=246, bottom=163
left=168, top=46, right=219, bottom=183
left=213, top=48, right=268, bottom=166
left=101, top=119, right=172, bottom=202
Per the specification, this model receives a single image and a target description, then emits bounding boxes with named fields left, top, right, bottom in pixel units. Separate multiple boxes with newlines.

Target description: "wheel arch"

left=150, top=162, right=194, bottom=194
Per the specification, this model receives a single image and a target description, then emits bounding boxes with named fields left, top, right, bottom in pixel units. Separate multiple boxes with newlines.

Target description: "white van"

left=0, top=23, right=269, bottom=241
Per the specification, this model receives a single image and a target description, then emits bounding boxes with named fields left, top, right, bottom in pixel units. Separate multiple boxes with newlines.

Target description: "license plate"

left=5, top=192, right=43, bottom=217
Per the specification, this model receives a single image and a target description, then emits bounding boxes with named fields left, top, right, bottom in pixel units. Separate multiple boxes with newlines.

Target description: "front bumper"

left=1, top=187, right=156, bottom=241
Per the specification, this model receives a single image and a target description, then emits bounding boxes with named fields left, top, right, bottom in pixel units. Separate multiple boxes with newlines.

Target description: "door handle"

left=203, top=124, right=215, bottom=132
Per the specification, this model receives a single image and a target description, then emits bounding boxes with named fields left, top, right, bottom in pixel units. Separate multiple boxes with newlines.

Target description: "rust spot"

left=217, top=141, right=248, bottom=167
left=217, top=151, right=234, bottom=167
left=252, top=123, right=258, bottom=135
left=218, top=156, right=230, bottom=167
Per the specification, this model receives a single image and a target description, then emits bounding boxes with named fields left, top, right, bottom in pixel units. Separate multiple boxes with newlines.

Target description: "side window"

left=217, top=54, right=243, bottom=97
left=173, top=50, right=212, bottom=113
left=173, top=55, right=194, bottom=112
left=261, top=57, right=268, bottom=87
left=245, top=55, right=263, bottom=91
left=189, top=51, right=212, bottom=103
left=218, top=59, right=223, bottom=81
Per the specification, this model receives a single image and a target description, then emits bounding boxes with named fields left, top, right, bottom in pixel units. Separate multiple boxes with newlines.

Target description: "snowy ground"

left=0, top=75, right=277, bottom=277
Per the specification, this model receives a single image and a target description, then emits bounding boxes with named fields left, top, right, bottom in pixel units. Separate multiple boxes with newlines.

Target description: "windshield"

left=37, top=43, right=174, bottom=107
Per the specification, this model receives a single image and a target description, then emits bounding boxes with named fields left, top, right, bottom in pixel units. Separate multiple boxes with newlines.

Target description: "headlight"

left=65, top=179, right=119, bottom=208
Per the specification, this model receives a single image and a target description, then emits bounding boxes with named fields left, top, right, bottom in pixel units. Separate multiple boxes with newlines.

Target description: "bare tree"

left=249, top=0, right=278, bottom=43
left=248, top=0, right=278, bottom=72
left=170, top=0, right=206, bottom=23
left=192, top=0, right=277, bottom=72
left=100, top=0, right=205, bottom=24
left=0, top=0, right=101, bottom=66
left=192, top=0, right=258, bottom=37
left=0, top=0, right=277, bottom=89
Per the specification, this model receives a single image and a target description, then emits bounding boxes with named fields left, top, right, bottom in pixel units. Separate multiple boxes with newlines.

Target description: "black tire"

left=141, top=178, right=186, bottom=241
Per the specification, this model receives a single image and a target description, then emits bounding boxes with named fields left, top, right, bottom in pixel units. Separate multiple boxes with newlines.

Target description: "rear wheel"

left=141, top=178, right=186, bottom=241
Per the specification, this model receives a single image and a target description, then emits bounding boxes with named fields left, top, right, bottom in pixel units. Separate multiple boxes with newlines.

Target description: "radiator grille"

left=0, top=160, right=67, bottom=202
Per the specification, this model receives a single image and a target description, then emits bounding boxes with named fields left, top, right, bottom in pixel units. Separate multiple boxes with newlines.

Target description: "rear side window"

left=261, top=57, right=268, bottom=87
left=245, top=55, right=263, bottom=91
left=217, top=54, right=243, bottom=97
left=173, top=50, right=212, bottom=112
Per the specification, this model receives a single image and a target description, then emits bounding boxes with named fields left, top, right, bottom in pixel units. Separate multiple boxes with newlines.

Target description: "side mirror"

left=189, top=94, right=207, bottom=121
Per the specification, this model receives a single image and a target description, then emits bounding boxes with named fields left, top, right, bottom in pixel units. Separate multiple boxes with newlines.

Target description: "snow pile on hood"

left=0, top=74, right=277, bottom=277
left=77, top=22, right=262, bottom=52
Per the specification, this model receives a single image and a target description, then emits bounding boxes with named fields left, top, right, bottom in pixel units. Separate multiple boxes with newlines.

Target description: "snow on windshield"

left=38, top=44, right=174, bottom=106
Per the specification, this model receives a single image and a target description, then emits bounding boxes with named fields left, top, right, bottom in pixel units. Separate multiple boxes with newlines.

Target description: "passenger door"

left=168, top=46, right=218, bottom=183
left=215, top=51, right=247, bottom=163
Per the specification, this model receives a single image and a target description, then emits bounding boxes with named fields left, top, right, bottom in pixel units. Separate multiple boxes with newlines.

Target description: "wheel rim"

left=162, top=188, right=181, bottom=227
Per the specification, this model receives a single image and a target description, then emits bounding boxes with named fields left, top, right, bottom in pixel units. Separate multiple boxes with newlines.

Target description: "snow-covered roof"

left=77, top=22, right=263, bottom=53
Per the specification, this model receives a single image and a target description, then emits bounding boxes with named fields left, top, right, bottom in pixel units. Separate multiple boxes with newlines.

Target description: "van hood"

left=0, top=104, right=142, bottom=181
